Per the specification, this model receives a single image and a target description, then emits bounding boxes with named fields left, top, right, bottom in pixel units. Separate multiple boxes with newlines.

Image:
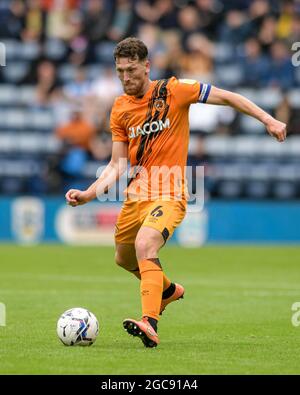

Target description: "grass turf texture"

left=0, top=245, right=300, bottom=374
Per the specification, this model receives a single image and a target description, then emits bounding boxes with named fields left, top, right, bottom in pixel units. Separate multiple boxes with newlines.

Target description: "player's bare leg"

left=115, top=243, right=140, bottom=279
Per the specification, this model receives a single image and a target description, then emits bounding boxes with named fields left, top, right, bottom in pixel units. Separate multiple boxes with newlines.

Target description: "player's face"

left=115, top=57, right=150, bottom=97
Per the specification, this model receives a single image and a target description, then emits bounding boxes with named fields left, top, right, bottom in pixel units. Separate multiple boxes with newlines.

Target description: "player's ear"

left=145, top=60, right=150, bottom=74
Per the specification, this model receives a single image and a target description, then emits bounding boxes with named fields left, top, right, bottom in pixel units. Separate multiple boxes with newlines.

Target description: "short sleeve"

left=110, top=103, right=128, bottom=143
left=171, top=78, right=201, bottom=106
left=170, top=77, right=211, bottom=106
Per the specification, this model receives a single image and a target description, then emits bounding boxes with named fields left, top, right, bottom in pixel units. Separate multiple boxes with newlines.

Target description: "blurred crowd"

left=0, top=0, right=300, bottom=197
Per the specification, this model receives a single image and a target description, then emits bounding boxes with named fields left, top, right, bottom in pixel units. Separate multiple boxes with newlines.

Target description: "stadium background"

left=0, top=0, right=299, bottom=245
left=1, top=0, right=300, bottom=376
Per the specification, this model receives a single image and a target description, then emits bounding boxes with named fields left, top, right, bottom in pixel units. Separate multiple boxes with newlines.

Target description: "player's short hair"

left=114, top=37, right=148, bottom=62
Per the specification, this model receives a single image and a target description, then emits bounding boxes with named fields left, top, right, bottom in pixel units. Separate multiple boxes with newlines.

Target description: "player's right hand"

left=65, top=189, right=89, bottom=207
left=265, top=117, right=287, bottom=142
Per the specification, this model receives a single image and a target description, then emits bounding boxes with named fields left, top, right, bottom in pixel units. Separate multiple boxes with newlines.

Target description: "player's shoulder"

left=167, top=76, right=199, bottom=93
left=111, top=94, right=130, bottom=119
left=167, top=76, right=178, bottom=89
left=169, top=76, right=199, bottom=87
left=112, top=94, right=129, bottom=109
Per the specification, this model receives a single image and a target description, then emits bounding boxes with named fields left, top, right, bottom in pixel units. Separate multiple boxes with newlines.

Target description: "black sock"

left=146, top=317, right=158, bottom=332
left=162, top=282, right=176, bottom=299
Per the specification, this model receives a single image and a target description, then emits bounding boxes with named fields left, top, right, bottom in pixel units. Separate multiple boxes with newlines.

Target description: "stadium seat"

left=0, top=133, right=15, bottom=153
left=248, top=162, right=274, bottom=181
left=230, top=136, right=257, bottom=157
left=0, top=84, right=18, bottom=105
left=44, top=39, right=67, bottom=61
left=257, top=138, right=285, bottom=157
left=215, top=64, right=243, bottom=88
left=240, top=114, right=265, bottom=134
left=0, top=40, right=40, bottom=61
left=95, top=42, right=115, bottom=64
left=18, top=86, right=36, bottom=105
left=286, top=137, right=300, bottom=156
left=255, top=88, right=283, bottom=110
left=295, top=66, right=300, bottom=86
left=86, top=64, right=104, bottom=80
left=0, top=158, right=41, bottom=177
left=236, top=88, right=257, bottom=103
left=203, top=136, right=232, bottom=157
left=58, top=64, right=76, bottom=82
left=213, top=43, right=235, bottom=65
left=0, top=177, right=25, bottom=194
left=288, top=89, right=300, bottom=109
left=273, top=181, right=297, bottom=199
left=217, top=180, right=243, bottom=198
left=82, top=160, right=104, bottom=178
left=2, top=61, right=30, bottom=83
left=0, top=39, right=19, bottom=60
left=245, top=180, right=270, bottom=198
left=29, top=110, right=55, bottom=131
left=19, top=41, right=40, bottom=61
left=276, top=163, right=299, bottom=181
left=0, top=109, right=26, bottom=130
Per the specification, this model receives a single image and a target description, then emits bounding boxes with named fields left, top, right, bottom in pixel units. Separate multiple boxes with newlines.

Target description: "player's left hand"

left=65, top=189, right=90, bottom=207
left=265, top=117, right=287, bottom=142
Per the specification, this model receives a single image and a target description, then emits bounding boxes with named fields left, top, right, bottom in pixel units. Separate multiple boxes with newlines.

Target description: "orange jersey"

left=110, top=77, right=210, bottom=200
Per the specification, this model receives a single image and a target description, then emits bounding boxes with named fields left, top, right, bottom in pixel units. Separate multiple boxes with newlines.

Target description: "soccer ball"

left=57, top=307, right=99, bottom=346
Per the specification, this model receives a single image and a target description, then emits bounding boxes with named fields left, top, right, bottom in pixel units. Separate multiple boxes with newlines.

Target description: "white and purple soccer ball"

left=57, top=307, right=99, bottom=346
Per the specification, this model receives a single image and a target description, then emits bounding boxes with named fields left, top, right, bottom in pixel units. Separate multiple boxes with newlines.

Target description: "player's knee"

left=135, top=238, right=158, bottom=261
left=115, top=250, right=133, bottom=271
left=115, top=251, right=126, bottom=268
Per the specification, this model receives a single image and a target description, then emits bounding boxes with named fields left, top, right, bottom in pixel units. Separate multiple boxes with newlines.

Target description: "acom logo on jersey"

left=128, top=118, right=170, bottom=139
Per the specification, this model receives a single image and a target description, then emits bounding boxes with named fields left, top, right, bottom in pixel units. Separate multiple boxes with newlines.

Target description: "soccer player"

left=65, top=37, right=287, bottom=348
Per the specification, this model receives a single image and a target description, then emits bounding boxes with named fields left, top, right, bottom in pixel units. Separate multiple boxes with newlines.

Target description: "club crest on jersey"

left=128, top=118, right=170, bottom=139
left=154, top=98, right=166, bottom=112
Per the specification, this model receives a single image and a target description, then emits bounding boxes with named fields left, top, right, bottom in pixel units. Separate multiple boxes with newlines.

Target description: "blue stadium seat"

left=18, top=86, right=36, bottom=105
left=2, top=61, right=30, bottom=83
left=240, top=114, right=265, bottom=134
left=0, top=39, right=19, bottom=60
left=288, top=89, right=300, bottom=109
left=86, top=64, right=104, bottom=80
left=58, top=64, right=76, bottom=82
left=0, top=177, right=24, bottom=194
left=19, top=41, right=40, bottom=61
left=245, top=181, right=270, bottom=198
left=29, top=110, right=55, bottom=131
left=254, top=88, right=283, bottom=110
left=273, top=181, right=297, bottom=199
left=295, top=66, right=300, bottom=87
left=213, top=43, right=235, bottom=65
left=44, top=39, right=67, bottom=61
left=0, top=109, right=26, bottom=130
left=0, top=84, right=18, bottom=105
left=215, top=64, right=243, bottom=88
left=218, top=180, right=243, bottom=198
left=95, top=42, right=115, bottom=64
left=0, top=132, right=61, bottom=154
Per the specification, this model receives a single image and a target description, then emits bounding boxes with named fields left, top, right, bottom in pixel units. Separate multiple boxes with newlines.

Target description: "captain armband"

left=198, top=83, right=211, bottom=103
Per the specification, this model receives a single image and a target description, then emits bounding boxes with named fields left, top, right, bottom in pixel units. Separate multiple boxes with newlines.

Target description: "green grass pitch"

left=1, top=244, right=300, bottom=374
